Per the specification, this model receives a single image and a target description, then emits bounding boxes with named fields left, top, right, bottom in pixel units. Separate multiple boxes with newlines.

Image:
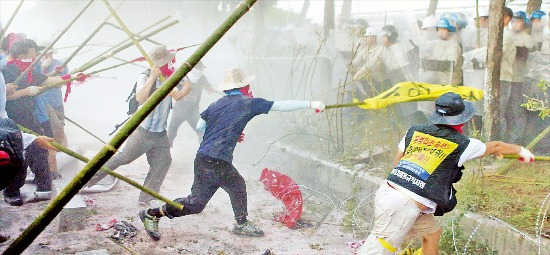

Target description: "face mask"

left=239, top=85, right=253, bottom=98
left=159, top=59, right=175, bottom=77
left=449, top=123, right=465, bottom=133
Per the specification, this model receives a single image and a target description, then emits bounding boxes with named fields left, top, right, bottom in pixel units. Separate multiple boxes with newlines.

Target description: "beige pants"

left=357, top=184, right=440, bottom=255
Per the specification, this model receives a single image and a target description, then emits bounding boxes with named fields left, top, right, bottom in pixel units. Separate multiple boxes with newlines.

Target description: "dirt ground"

left=0, top=123, right=361, bottom=255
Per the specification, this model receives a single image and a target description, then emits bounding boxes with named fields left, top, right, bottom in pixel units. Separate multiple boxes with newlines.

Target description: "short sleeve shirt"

left=41, top=59, right=66, bottom=108
left=197, top=95, right=274, bottom=163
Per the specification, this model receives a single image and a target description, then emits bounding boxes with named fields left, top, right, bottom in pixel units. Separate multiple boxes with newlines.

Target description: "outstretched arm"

left=270, top=100, right=325, bottom=112
left=481, top=141, right=534, bottom=162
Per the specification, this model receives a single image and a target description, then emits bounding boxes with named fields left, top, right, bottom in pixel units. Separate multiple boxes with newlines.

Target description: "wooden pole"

left=12, top=0, right=94, bottom=85
left=50, top=0, right=126, bottom=76
left=72, top=17, right=176, bottom=74
left=4, top=0, right=257, bottom=253
left=482, top=0, right=506, bottom=141
left=426, top=0, right=438, bottom=17
left=63, top=116, right=106, bottom=144
left=0, top=0, right=25, bottom=41
left=475, top=0, right=481, bottom=48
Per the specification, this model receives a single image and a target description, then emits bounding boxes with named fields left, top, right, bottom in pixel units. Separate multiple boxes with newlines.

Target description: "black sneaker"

left=232, top=221, right=264, bottom=237
left=138, top=210, right=161, bottom=241
left=4, top=194, right=23, bottom=206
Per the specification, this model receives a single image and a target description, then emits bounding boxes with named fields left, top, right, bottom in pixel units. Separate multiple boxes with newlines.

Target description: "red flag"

left=259, top=168, right=303, bottom=228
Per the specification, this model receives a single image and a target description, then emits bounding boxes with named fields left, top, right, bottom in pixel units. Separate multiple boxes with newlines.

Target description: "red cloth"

left=61, top=73, right=89, bottom=102
left=0, top=150, right=10, bottom=167
left=6, top=33, right=25, bottom=52
left=7, top=59, right=34, bottom=84
left=240, top=85, right=253, bottom=98
left=237, top=133, right=245, bottom=143
left=159, top=59, right=175, bottom=77
left=259, top=168, right=303, bottom=228
left=449, top=124, right=465, bottom=134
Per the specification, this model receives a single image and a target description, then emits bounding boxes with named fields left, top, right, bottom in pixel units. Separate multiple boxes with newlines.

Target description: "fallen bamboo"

left=103, top=0, right=165, bottom=82
left=17, top=125, right=184, bottom=210
left=50, top=0, right=126, bottom=76
left=5, top=0, right=257, bottom=253
left=71, top=18, right=178, bottom=74
left=0, top=0, right=25, bottom=40
left=76, top=15, right=171, bottom=72
left=12, top=0, right=94, bottom=85
left=104, top=22, right=162, bottom=45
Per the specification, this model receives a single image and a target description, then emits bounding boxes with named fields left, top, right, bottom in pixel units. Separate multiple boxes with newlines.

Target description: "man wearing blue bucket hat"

left=358, top=93, right=534, bottom=255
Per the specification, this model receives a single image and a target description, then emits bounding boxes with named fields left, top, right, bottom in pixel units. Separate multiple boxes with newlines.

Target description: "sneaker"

left=138, top=210, right=161, bottom=241
left=232, top=221, right=264, bottom=237
left=24, top=191, right=51, bottom=203
left=4, top=194, right=23, bottom=206
left=0, top=234, right=9, bottom=243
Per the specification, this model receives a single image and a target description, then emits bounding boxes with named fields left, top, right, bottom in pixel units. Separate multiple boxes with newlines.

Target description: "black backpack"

left=110, top=69, right=156, bottom=135
left=0, top=118, right=25, bottom=190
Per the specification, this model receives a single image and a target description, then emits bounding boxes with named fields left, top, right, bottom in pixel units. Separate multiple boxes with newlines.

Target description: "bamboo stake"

left=5, top=0, right=256, bottom=253
left=71, top=18, right=177, bottom=74
left=104, top=22, right=162, bottom=45
left=102, top=0, right=165, bottom=82
left=77, top=15, right=171, bottom=72
left=325, top=101, right=365, bottom=109
left=498, top=124, right=550, bottom=175
left=12, top=0, right=94, bottom=85
left=0, top=0, right=25, bottom=40
left=112, top=56, right=146, bottom=68
left=49, top=0, right=126, bottom=76
left=17, top=125, right=184, bottom=210
left=40, top=60, right=134, bottom=91
left=502, top=155, right=550, bottom=161
left=63, top=116, right=106, bottom=144
left=475, top=0, right=481, bottom=48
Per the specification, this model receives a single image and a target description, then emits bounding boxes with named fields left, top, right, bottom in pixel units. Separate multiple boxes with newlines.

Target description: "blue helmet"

left=452, top=13, right=468, bottom=29
left=530, top=10, right=546, bottom=20
left=436, top=17, right=456, bottom=32
left=513, top=11, right=528, bottom=20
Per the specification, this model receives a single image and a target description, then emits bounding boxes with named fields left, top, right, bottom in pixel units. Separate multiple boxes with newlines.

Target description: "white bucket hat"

left=148, top=45, right=175, bottom=67
left=218, top=68, right=255, bottom=91
left=421, top=16, right=438, bottom=29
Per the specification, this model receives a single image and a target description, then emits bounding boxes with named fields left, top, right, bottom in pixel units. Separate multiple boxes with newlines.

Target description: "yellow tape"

left=378, top=238, right=397, bottom=253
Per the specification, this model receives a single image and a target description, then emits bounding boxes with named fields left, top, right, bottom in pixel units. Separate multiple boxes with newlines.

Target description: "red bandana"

left=240, top=85, right=253, bottom=98
left=449, top=124, right=465, bottom=134
left=159, top=58, right=176, bottom=77
left=8, top=59, right=34, bottom=84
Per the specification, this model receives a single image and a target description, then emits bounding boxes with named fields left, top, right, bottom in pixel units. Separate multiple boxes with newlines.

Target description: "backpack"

left=110, top=69, right=156, bottom=135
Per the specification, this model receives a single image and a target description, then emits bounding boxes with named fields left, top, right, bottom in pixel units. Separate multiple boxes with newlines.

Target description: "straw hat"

left=218, top=68, right=255, bottom=91
left=148, top=45, right=175, bottom=67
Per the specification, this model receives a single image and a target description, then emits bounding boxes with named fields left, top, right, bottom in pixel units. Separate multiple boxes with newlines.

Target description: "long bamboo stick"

left=63, top=116, right=106, bottom=144
left=102, top=0, right=165, bottom=82
left=12, top=0, right=94, bottom=85
left=325, top=101, right=365, bottom=109
left=0, top=0, right=25, bottom=40
left=502, top=155, right=550, bottom=161
left=71, top=19, right=177, bottom=74
left=40, top=59, right=135, bottom=91
left=16, top=125, right=184, bottom=210
left=498, top=124, right=550, bottom=175
left=4, top=0, right=257, bottom=253
left=77, top=15, right=171, bottom=72
left=104, top=22, right=162, bottom=45
left=49, top=0, right=126, bottom=76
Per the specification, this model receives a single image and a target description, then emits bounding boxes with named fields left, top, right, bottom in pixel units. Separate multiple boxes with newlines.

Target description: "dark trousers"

left=3, top=141, right=52, bottom=197
left=163, top=153, right=248, bottom=222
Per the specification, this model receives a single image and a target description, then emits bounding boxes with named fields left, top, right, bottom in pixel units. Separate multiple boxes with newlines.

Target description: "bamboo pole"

left=104, top=22, right=162, bottom=45
left=498, top=124, right=550, bottom=175
left=63, top=116, right=106, bottom=144
left=0, top=0, right=25, bottom=40
left=475, top=0, right=481, bottom=48
left=325, top=102, right=365, bottom=109
left=5, top=0, right=257, bottom=253
left=40, top=59, right=134, bottom=91
left=16, top=125, right=184, bottom=210
left=77, top=15, right=171, bottom=72
left=71, top=18, right=177, bottom=74
left=502, top=155, right=550, bottom=161
left=102, top=0, right=165, bottom=82
left=49, top=0, right=126, bottom=76
left=12, top=0, right=94, bottom=85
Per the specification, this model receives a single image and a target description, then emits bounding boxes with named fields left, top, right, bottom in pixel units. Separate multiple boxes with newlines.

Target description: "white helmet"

left=475, top=8, right=489, bottom=18
left=421, top=16, right=438, bottom=29
left=364, top=27, right=379, bottom=36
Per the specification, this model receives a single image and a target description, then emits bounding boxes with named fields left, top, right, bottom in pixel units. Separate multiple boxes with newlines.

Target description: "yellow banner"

left=356, top=82, right=483, bottom=110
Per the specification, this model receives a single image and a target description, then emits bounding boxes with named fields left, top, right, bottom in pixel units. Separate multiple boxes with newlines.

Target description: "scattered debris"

left=308, top=243, right=325, bottom=251
left=96, top=219, right=117, bottom=231
left=110, top=221, right=137, bottom=241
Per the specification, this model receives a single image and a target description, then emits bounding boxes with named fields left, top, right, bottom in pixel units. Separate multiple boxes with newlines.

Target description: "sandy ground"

left=0, top=121, right=361, bottom=255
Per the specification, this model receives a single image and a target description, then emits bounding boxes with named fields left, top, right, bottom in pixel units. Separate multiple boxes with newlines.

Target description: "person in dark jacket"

left=357, top=92, right=535, bottom=255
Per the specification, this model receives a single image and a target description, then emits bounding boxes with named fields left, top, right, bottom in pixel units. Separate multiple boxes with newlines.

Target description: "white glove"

left=518, top=146, right=535, bottom=163
left=27, top=86, right=41, bottom=96
left=310, top=101, right=325, bottom=113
